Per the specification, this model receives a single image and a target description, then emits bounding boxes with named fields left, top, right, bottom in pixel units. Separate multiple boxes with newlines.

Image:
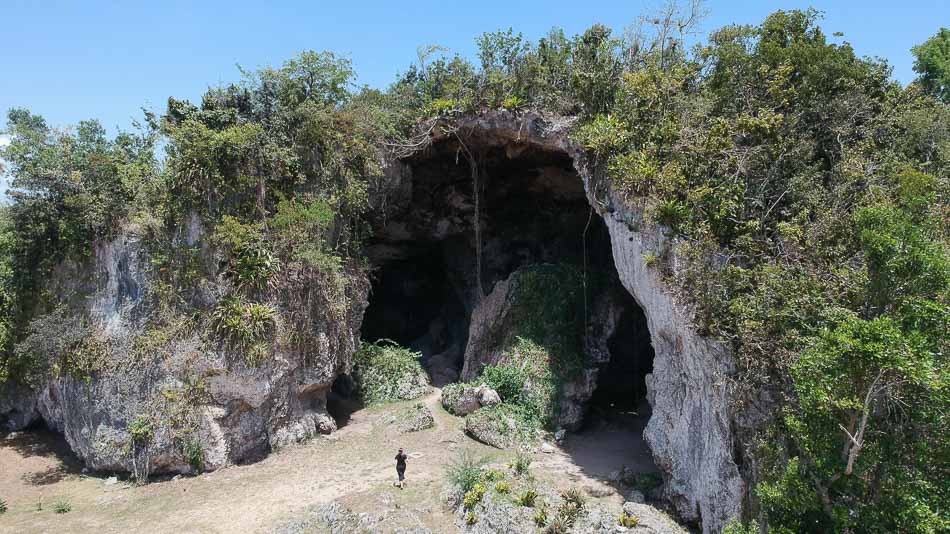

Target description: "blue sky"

left=0, top=0, right=947, bottom=136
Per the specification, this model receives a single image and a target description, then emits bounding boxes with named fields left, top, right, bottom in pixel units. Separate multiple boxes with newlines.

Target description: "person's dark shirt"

left=395, top=452, right=407, bottom=469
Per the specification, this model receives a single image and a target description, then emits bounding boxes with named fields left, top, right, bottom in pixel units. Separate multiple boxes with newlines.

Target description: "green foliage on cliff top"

left=0, top=6, right=947, bottom=532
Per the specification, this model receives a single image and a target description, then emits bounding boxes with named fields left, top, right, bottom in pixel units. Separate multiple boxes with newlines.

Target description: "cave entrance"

left=563, top=290, right=660, bottom=482
left=363, top=131, right=659, bottom=481
left=326, top=373, right=361, bottom=428
left=589, top=297, right=655, bottom=423
left=363, top=138, right=609, bottom=386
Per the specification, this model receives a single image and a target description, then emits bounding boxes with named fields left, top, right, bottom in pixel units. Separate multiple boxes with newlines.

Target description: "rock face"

left=598, top=197, right=742, bottom=531
left=1, top=221, right=367, bottom=474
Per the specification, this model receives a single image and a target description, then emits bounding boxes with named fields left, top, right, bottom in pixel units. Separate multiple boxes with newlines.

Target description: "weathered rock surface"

left=463, top=406, right=528, bottom=449
left=395, top=403, right=435, bottom=433
left=2, top=110, right=744, bottom=533
left=1, top=222, right=367, bottom=474
left=440, top=383, right=500, bottom=416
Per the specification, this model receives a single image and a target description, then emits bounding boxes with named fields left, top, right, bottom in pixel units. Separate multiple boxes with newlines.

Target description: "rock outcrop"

left=1, top=221, right=367, bottom=474
left=441, top=383, right=501, bottom=416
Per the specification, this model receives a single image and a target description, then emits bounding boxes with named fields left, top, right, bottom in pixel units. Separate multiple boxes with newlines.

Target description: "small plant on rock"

left=494, top=481, right=511, bottom=494
left=183, top=438, right=203, bottom=473
left=619, top=512, right=639, bottom=527
left=545, top=513, right=571, bottom=534
left=463, top=483, right=487, bottom=510
left=0, top=497, right=7, bottom=515
left=465, top=510, right=478, bottom=525
left=533, top=507, right=548, bottom=527
left=560, top=487, right=586, bottom=508
left=53, top=499, right=71, bottom=514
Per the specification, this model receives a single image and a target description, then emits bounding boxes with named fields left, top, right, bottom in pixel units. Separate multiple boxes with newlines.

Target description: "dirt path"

left=0, top=390, right=651, bottom=533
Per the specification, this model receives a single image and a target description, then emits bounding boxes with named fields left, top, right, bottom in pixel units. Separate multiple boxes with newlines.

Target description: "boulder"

left=464, top=406, right=520, bottom=449
left=476, top=385, right=501, bottom=407
left=396, top=403, right=435, bottom=433
left=440, top=383, right=501, bottom=416
left=441, top=384, right=481, bottom=416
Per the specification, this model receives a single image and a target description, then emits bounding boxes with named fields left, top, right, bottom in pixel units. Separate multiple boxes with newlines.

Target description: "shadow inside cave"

left=1, top=421, right=84, bottom=486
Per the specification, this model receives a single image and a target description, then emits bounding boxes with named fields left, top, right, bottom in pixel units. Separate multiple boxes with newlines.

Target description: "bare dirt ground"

left=0, top=390, right=656, bottom=533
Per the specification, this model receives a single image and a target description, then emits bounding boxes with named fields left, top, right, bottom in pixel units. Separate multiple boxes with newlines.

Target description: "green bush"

left=53, top=499, right=71, bottom=514
left=183, top=438, right=203, bottom=473
left=517, top=489, right=538, bottom=507
left=445, top=451, right=488, bottom=493
left=210, top=296, right=277, bottom=365
left=479, top=364, right=527, bottom=402
left=494, top=481, right=511, bottom=494
left=509, top=451, right=532, bottom=477
left=352, top=341, right=429, bottom=404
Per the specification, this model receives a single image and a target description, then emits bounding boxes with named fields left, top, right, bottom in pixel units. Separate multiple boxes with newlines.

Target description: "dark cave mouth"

left=361, top=137, right=658, bottom=442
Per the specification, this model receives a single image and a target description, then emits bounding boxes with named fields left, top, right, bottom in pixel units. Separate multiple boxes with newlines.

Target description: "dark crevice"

left=326, top=374, right=361, bottom=428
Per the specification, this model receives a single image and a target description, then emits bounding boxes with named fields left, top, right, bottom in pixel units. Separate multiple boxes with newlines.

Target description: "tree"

left=912, top=28, right=950, bottom=103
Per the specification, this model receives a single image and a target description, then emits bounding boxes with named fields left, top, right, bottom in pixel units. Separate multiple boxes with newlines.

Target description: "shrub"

left=517, top=489, right=538, bottom=507
left=482, top=469, right=505, bottom=482
left=502, top=95, right=525, bottom=111
left=479, top=364, right=527, bottom=402
left=573, top=114, right=629, bottom=156
left=128, top=415, right=154, bottom=444
left=53, top=499, right=71, bottom=514
left=352, top=341, right=429, bottom=404
left=0, top=497, right=6, bottom=515
left=445, top=451, right=488, bottom=493
left=465, top=511, right=477, bottom=525
left=551, top=487, right=586, bottom=528
left=210, top=295, right=277, bottom=365
left=723, top=520, right=759, bottom=534
left=653, top=198, right=689, bottom=231
left=545, top=513, right=571, bottom=534
left=494, top=481, right=511, bottom=494
left=533, top=508, right=549, bottom=527
left=560, top=487, right=586, bottom=508
left=509, top=451, right=532, bottom=477
left=183, top=438, right=203, bottom=473
left=463, top=483, right=487, bottom=510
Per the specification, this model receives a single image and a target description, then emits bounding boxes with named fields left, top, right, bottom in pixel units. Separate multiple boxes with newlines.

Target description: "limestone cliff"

left=1, top=218, right=367, bottom=475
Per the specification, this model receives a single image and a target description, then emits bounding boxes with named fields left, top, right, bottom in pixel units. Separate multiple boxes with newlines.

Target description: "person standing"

left=394, top=448, right=408, bottom=488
